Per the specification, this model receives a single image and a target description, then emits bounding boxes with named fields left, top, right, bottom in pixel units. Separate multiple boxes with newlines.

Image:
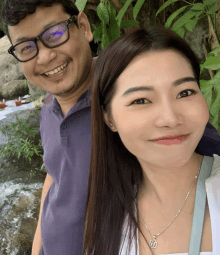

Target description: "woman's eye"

left=177, top=89, right=196, bottom=99
left=131, top=98, right=149, bottom=105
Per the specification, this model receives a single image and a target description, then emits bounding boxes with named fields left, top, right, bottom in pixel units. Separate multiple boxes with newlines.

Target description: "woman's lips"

left=150, top=134, right=189, bottom=145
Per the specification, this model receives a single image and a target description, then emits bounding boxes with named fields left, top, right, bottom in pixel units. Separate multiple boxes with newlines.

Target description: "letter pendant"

left=149, top=236, right=157, bottom=249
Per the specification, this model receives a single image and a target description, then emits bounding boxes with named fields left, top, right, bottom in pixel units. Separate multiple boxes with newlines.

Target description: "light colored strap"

left=188, top=156, right=214, bottom=255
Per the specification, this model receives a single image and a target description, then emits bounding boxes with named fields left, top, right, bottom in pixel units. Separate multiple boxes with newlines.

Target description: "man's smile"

left=43, top=62, right=68, bottom=77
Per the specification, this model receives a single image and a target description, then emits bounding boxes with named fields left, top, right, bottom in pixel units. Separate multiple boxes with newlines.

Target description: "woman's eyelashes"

left=131, top=98, right=150, bottom=105
left=129, top=89, right=197, bottom=105
left=176, top=89, right=197, bottom=98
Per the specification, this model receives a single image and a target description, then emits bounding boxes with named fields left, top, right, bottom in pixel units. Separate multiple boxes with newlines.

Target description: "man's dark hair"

left=1, top=0, right=79, bottom=42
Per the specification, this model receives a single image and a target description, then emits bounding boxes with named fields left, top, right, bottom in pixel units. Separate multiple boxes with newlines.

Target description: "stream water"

left=0, top=104, right=45, bottom=254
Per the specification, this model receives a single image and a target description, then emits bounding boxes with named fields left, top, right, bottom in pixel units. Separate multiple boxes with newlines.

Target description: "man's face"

left=8, top=4, right=93, bottom=96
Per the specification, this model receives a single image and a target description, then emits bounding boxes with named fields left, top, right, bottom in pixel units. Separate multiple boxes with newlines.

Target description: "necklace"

left=138, top=156, right=201, bottom=249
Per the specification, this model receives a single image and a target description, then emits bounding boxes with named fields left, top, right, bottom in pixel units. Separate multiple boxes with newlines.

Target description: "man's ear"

left=103, top=110, right=117, bottom=132
left=77, top=12, right=93, bottom=42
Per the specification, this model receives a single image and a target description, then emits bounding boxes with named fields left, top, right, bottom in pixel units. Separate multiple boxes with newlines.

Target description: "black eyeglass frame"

left=8, top=16, right=77, bottom=62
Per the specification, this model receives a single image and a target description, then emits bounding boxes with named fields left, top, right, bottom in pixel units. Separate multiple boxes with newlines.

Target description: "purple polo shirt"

left=39, top=88, right=91, bottom=255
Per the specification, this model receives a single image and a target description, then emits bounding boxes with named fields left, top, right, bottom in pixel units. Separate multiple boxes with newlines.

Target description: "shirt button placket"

left=60, top=122, right=68, bottom=143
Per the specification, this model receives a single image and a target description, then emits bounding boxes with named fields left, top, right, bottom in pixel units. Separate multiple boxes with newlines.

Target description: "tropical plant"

left=0, top=114, right=43, bottom=163
left=76, top=0, right=144, bottom=49
left=156, top=0, right=220, bottom=132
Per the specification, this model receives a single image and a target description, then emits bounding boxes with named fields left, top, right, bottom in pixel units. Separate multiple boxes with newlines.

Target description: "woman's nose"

left=154, top=101, right=181, bottom=128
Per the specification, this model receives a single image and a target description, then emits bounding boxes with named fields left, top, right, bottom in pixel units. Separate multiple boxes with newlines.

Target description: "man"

left=1, top=0, right=220, bottom=254
left=2, top=0, right=93, bottom=254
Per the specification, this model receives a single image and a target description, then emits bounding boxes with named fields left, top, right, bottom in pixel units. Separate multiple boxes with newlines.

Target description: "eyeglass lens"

left=13, top=22, right=69, bottom=61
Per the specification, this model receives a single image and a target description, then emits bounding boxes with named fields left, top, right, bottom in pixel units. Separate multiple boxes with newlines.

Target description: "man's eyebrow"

left=121, top=76, right=197, bottom=97
left=15, top=21, right=59, bottom=44
left=15, top=36, right=31, bottom=44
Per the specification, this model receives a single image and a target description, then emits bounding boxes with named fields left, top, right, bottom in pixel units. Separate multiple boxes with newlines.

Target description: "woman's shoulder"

left=209, top=154, right=220, bottom=177
left=205, top=154, right=220, bottom=202
left=205, top=155, right=220, bottom=255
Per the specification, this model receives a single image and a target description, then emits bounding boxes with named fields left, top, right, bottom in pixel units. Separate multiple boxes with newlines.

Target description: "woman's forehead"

left=115, top=50, right=194, bottom=91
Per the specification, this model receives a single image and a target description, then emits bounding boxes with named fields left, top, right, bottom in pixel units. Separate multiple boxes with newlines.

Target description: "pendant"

left=149, top=236, right=157, bottom=249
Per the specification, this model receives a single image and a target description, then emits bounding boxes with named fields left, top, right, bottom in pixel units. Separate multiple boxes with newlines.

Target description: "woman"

left=83, top=27, right=220, bottom=255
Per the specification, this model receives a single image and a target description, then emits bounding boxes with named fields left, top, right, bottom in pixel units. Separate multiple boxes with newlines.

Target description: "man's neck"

left=56, top=83, right=90, bottom=117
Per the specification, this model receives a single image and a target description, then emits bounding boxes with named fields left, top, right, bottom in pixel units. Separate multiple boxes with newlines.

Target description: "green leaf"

left=109, top=20, right=120, bottom=42
left=185, top=18, right=199, bottom=32
left=101, top=24, right=110, bottom=49
left=97, top=2, right=109, bottom=25
left=190, top=3, right=204, bottom=11
left=210, top=86, right=220, bottom=131
left=75, top=0, right=88, bottom=12
left=172, top=10, right=197, bottom=30
left=208, top=44, right=220, bottom=55
left=201, top=85, right=213, bottom=109
left=92, top=24, right=96, bottom=31
left=195, top=10, right=204, bottom=17
left=199, top=79, right=210, bottom=90
left=206, top=71, right=220, bottom=86
left=156, top=0, right=180, bottom=17
left=120, top=20, right=139, bottom=29
left=165, top=6, right=188, bottom=28
left=203, top=0, right=218, bottom=6
left=108, top=1, right=117, bottom=22
left=133, top=0, right=145, bottom=20
left=107, top=1, right=120, bottom=42
left=206, top=5, right=216, bottom=15
left=93, top=25, right=102, bottom=43
left=116, top=0, right=134, bottom=26
left=202, top=55, right=220, bottom=70
left=210, top=113, right=220, bottom=132
left=174, top=27, right=185, bottom=38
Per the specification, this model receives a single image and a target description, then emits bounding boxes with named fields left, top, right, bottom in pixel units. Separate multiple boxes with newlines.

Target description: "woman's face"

left=105, top=50, right=209, bottom=168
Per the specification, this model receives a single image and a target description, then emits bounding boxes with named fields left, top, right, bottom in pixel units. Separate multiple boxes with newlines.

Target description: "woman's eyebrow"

left=121, top=76, right=197, bottom=97
left=174, top=77, right=197, bottom=86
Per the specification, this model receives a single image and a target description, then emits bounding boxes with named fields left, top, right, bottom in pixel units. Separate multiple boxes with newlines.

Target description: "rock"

left=0, top=108, right=41, bottom=143
left=0, top=52, right=25, bottom=85
left=0, top=80, right=29, bottom=100
left=0, top=36, right=26, bottom=98
left=0, top=108, right=45, bottom=254
left=0, top=36, right=46, bottom=101
left=0, top=35, right=11, bottom=55
left=0, top=185, right=43, bottom=255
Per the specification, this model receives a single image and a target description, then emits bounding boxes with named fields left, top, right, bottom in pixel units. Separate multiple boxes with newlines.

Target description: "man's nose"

left=36, top=41, right=57, bottom=65
left=154, top=101, right=181, bottom=128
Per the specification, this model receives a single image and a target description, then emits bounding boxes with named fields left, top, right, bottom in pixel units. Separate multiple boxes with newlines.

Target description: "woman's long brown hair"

left=83, top=27, right=201, bottom=255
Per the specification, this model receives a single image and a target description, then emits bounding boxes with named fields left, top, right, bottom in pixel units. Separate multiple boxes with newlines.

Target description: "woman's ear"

left=103, top=110, right=117, bottom=132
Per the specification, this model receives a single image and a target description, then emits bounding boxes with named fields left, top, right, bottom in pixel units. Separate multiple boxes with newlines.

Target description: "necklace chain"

left=138, top=155, right=201, bottom=249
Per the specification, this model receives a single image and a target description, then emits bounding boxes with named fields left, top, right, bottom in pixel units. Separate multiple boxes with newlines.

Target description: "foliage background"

left=0, top=0, right=219, bottom=136
left=79, top=0, right=220, bottom=131
left=0, top=1, right=219, bottom=252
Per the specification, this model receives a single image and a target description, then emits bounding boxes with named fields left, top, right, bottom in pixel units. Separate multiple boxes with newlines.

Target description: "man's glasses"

left=8, top=16, right=77, bottom=62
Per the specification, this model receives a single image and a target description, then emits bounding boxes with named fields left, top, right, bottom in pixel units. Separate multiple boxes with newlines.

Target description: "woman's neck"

left=138, top=153, right=203, bottom=207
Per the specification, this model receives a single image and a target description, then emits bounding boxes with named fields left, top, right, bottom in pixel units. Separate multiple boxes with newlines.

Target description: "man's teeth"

left=44, top=63, right=68, bottom=77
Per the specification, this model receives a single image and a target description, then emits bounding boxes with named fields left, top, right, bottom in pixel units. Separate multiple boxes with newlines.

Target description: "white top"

left=162, top=253, right=212, bottom=255
left=120, top=154, right=220, bottom=255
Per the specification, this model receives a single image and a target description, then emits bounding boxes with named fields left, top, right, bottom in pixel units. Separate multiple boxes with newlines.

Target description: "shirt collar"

left=42, top=87, right=91, bottom=116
